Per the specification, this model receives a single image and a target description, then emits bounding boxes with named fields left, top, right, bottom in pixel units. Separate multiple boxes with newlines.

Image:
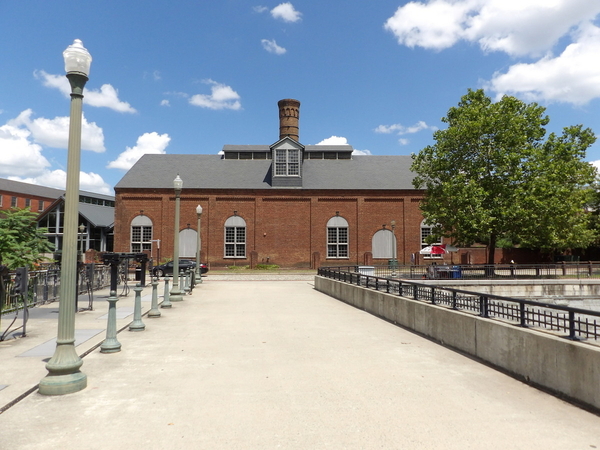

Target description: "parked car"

left=151, top=259, right=208, bottom=277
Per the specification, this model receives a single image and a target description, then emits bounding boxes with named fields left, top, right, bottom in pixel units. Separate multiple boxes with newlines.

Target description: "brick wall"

left=115, top=188, right=426, bottom=268
left=0, top=190, right=55, bottom=212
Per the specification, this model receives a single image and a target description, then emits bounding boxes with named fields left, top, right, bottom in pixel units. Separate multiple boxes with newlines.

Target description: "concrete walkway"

left=1, top=276, right=599, bottom=449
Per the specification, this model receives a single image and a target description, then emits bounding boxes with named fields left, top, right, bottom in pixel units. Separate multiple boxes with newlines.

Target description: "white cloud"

left=0, top=123, right=51, bottom=178
left=161, top=99, right=170, bottom=107
left=315, top=136, right=371, bottom=154
left=14, top=170, right=112, bottom=195
left=398, top=138, right=410, bottom=146
left=107, top=132, right=171, bottom=170
left=384, top=0, right=600, bottom=57
left=254, top=5, right=268, bottom=13
left=271, top=2, right=302, bottom=23
left=9, top=109, right=105, bottom=152
left=261, top=39, right=287, bottom=55
left=316, top=136, right=348, bottom=145
left=85, top=84, right=137, bottom=113
left=189, top=80, right=242, bottom=110
left=488, top=23, right=600, bottom=104
left=375, top=121, right=437, bottom=135
left=0, top=119, right=111, bottom=194
left=36, top=70, right=137, bottom=113
left=384, top=0, right=472, bottom=52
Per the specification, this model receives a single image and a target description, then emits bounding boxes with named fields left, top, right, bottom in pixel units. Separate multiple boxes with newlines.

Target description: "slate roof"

left=221, top=144, right=354, bottom=153
left=0, top=178, right=65, bottom=198
left=0, top=178, right=115, bottom=200
left=115, top=154, right=417, bottom=191
left=79, top=203, right=114, bottom=228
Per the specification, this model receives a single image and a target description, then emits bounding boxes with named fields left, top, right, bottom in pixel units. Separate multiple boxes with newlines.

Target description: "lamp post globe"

left=195, top=204, right=203, bottom=282
left=39, top=40, right=91, bottom=395
left=170, top=175, right=184, bottom=301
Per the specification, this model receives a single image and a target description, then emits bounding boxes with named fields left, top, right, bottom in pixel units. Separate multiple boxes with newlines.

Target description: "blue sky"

left=1, top=1, right=600, bottom=195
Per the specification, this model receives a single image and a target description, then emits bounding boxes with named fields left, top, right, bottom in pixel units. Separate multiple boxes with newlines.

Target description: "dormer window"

left=275, top=148, right=300, bottom=176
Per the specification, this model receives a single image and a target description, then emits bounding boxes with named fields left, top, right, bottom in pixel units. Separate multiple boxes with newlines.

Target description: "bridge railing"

left=320, top=262, right=600, bottom=280
left=318, top=266, right=600, bottom=342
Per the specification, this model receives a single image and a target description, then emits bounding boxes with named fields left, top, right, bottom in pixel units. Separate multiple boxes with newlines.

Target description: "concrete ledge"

left=315, top=276, right=600, bottom=412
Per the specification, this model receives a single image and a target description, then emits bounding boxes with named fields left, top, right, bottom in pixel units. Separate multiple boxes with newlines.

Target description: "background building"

left=37, top=192, right=115, bottom=256
left=0, top=178, right=115, bottom=258
left=0, top=178, right=62, bottom=214
left=114, top=99, right=432, bottom=268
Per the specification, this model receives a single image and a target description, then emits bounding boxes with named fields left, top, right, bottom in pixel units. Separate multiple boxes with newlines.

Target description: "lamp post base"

left=170, top=288, right=183, bottom=302
left=38, top=371, right=87, bottom=396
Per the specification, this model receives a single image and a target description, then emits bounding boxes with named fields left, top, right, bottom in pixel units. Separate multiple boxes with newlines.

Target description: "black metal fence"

left=323, top=262, right=600, bottom=280
left=1, top=265, right=111, bottom=315
left=318, top=266, right=600, bottom=342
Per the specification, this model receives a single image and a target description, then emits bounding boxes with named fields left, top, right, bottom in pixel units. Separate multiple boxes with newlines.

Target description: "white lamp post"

left=170, top=175, right=183, bottom=301
left=39, top=39, right=92, bottom=395
left=195, top=204, right=203, bottom=283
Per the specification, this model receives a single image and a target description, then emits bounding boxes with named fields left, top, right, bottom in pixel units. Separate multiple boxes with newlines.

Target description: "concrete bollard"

left=178, top=270, right=185, bottom=299
left=161, top=276, right=172, bottom=308
left=100, top=290, right=121, bottom=353
left=129, top=283, right=145, bottom=331
left=187, top=268, right=194, bottom=293
left=188, top=269, right=195, bottom=293
left=148, top=277, right=161, bottom=318
left=183, top=268, right=191, bottom=295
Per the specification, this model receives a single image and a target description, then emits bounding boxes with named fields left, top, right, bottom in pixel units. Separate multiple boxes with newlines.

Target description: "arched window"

left=224, top=216, right=246, bottom=258
left=372, top=229, right=395, bottom=259
left=179, top=228, right=197, bottom=258
left=327, top=216, right=349, bottom=258
left=131, top=215, right=152, bottom=253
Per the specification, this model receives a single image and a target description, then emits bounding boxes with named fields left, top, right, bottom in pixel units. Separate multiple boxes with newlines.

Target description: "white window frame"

left=131, top=215, right=153, bottom=253
left=224, top=216, right=246, bottom=258
left=327, top=216, right=349, bottom=259
left=421, top=220, right=442, bottom=259
left=274, top=148, right=300, bottom=177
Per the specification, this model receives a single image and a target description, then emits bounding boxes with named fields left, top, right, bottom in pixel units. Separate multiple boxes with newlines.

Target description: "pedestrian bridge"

left=315, top=270, right=600, bottom=413
left=1, top=275, right=599, bottom=448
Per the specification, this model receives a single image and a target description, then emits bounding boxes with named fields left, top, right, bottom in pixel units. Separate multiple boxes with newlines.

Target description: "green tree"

left=411, top=89, right=597, bottom=264
left=0, top=208, right=54, bottom=269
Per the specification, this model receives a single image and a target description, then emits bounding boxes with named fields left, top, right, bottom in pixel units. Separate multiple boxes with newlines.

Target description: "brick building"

left=0, top=178, right=115, bottom=255
left=114, top=99, right=432, bottom=268
left=0, top=178, right=63, bottom=213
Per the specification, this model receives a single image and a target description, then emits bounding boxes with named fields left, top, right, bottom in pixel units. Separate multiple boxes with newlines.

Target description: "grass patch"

left=254, top=264, right=280, bottom=270
left=227, top=265, right=250, bottom=271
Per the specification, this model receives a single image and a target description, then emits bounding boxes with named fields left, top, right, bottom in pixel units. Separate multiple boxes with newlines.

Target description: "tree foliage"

left=411, top=89, right=597, bottom=264
left=0, top=208, right=54, bottom=269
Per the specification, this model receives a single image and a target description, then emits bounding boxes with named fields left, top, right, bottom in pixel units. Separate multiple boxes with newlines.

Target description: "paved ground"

left=1, top=275, right=600, bottom=449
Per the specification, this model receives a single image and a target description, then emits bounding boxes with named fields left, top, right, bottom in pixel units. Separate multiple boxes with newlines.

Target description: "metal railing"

left=322, top=262, right=600, bottom=280
left=1, top=265, right=111, bottom=315
left=318, top=266, right=600, bottom=342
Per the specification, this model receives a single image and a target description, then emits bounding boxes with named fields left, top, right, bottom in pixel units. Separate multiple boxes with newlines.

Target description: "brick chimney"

left=278, top=99, right=300, bottom=141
